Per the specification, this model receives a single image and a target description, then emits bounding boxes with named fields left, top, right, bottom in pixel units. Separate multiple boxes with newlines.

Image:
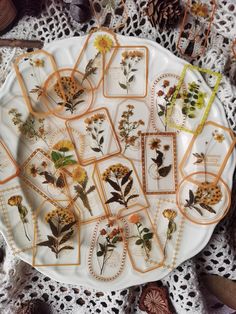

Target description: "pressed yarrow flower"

left=102, top=164, right=131, bottom=181
left=72, top=166, right=88, bottom=185
left=53, top=140, right=74, bottom=152
left=45, top=208, right=75, bottom=224
left=94, top=35, right=113, bottom=54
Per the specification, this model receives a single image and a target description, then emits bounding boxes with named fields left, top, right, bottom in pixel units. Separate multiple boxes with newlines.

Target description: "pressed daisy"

left=53, top=140, right=74, bottom=152
left=94, top=35, right=113, bottom=54
left=72, top=165, right=87, bottom=184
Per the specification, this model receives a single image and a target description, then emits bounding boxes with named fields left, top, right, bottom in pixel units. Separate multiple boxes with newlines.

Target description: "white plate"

left=0, top=34, right=235, bottom=291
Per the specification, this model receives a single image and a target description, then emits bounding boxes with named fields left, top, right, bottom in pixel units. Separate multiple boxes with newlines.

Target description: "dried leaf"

left=199, top=203, right=216, bottom=214
left=58, top=245, right=74, bottom=253
left=158, top=165, right=172, bottom=177
left=91, top=147, right=101, bottom=153
left=126, top=194, right=139, bottom=202
left=59, top=230, right=74, bottom=245
left=106, top=178, right=121, bottom=191
left=121, top=170, right=132, bottom=186
left=48, top=219, right=59, bottom=237
left=60, top=221, right=76, bottom=233
left=119, top=82, right=127, bottom=90
left=124, top=179, right=133, bottom=197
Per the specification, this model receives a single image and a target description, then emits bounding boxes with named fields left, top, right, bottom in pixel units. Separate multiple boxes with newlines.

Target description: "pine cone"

left=146, top=0, right=183, bottom=30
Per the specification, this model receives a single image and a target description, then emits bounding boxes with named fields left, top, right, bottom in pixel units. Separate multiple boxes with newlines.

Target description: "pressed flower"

left=128, top=213, right=141, bottom=224
left=45, top=208, right=75, bottom=224
left=33, top=59, right=45, bottom=67
left=163, top=209, right=177, bottom=220
left=100, top=228, right=107, bottom=235
left=53, top=140, right=74, bottom=152
left=102, top=164, right=130, bottom=181
left=149, top=138, right=161, bottom=150
left=54, top=76, right=78, bottom=101
left=8, top=195, right=22, bottom=206
left=94, top=35, right=113, bottom=54
left=30, top=164, right=38, bottom=177
left=72, top=166, right=87, bottom=184
left=191, top=2, right=208, bottom=18
left=213, top=132, right=225, bottom=143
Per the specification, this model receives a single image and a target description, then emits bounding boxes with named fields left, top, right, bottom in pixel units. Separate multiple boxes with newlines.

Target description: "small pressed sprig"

left=149, top=138, right=172, bottom=187
left=193, top=129, right=225, bottom=172
left=84, top=113, right=106, bottom=155
left=156, top=80, right=180, bottom=131
left=97, top=220, right=123, bottom=275
left=37, top=208, right=76, bottom=259
left=51, top=140, right=77, bottom=169
left=181, top=81, right=207, bottom=119
left=162, top=209, right=177, bottom=255
left=8, top=195, right=30, bottom=241
left=72, top=166, right=96, bottom=216
left=129, top=213, right=153, bottom=261
left=8, top=108, right=47, bottom=143
left=184, top=182, right=222, bottom=216
left=102, top=164, right=139, bottom=209
left=118, top=104, right=145, bottom=153
left=82, top=35, right=113, bottom=82
left=119, top=50, right=144, bottom=94
left=29, top=161, right=65, bottom=189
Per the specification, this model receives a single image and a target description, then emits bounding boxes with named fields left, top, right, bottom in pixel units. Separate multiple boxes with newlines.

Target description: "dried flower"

left=102, top=164, right=130, bottom=181
left=163, top=209, right=177, bottom=220
left=32, top=59, right=44, bottom=67
left=53, top=140, right=74, bottom=152
left=8, top=195, right=22, bottom=206
left=191, top=1, right=208, bottom=18
left=213, top=132, right=225, bottom=143
left=94, top=35, right=113, bottom=54
left=149, top=138, right=161, bottom=150
left=163, top=145, right=170, bottom=151
left=128, top=213, right=141, bottom=224
left=45, top=208, right=75, bottom=224
left=72, top=166, right=87, bottom=185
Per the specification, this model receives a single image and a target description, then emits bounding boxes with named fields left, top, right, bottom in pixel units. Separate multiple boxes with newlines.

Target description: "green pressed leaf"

left=91, top=147, right=101, bottom=153
left=143, top=228, right=149, bottom=233
left=158, top=165, right=172, bottom=177
left=99, top=243, right=105, bottom=252
left=128, top=75, right=134, bottom=83
left=51, top=151, right=62, bottom=162
left=135, top=239, right=143, bottom=245
left=158, top=111, right=164, bottom=116
left=143, top=233, right=153, bottom=240
left=119, top=82, right=127, bottom=90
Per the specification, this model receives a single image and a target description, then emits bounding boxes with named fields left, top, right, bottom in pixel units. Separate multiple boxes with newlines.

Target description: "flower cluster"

left=121, top=50, right=144, bottom=61
left=118, top=104, right=144, bottom=152
left=45, top=208, right=75, bottom=224
left=102, top=164, right=131, bottom=181
left=84, top=113, right=106, bottom=126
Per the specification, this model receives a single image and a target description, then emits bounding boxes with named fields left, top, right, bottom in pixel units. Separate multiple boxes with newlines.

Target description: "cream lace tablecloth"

left=0, top=1, right=235, bottom=313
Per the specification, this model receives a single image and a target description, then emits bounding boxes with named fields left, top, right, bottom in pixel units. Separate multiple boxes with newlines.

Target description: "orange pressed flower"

left=129, top=213, right=141, bottom=224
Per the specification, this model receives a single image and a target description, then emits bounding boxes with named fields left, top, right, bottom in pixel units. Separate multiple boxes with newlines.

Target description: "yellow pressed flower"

left=102, top=163, right=131, bottom=181
left=163, top=209, right=177, bottom=220
left=94, top=35, right=113, bottom=54
left=72, top=166, right=87, bottom=184
left=33, top=59, right=45, bottom=67
left=213, top=133, right=225, bottom=143
left=53, top=140, right=74, bottom=152
left=191, top=2, right=208, bottom=18
left=8, top=195, right=22, bottom=206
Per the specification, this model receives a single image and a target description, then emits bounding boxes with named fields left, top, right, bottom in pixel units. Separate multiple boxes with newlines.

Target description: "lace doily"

left=0, top=0, right=235, bottom=313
